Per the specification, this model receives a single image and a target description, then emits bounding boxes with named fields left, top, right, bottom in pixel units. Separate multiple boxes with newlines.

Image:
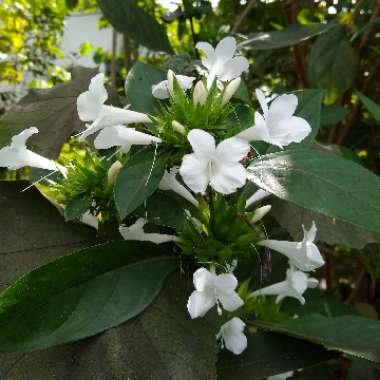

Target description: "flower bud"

left=107, top=160, right=123, bottom=185
left=221, top=77, right=241, bottom=106
left=172, top=120, right=186, bottom=135
left=193, top=81, right=208, bottom=105
left=167, top=69, right=176, bottom=98
left=250, top=205, right=272, bottom=224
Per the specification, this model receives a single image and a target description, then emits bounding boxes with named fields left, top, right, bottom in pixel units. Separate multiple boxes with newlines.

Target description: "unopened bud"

left=250, top=205, right=272, bottom=224
left=193, top=80, right=208, bottom=105
left=107, top=160, right=123, bottom=184
left=221, top=77, right=241, bottom=106
left=172, top=120, right=186, bottom=135
left=167, top=69, right=176, bottom=98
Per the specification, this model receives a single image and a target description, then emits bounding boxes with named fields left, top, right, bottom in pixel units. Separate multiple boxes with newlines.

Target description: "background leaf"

left=0, top=67, right=97, bottom=158
left=125, top=62, right=166, bottom=115
left=308, top=26, right=358, bottom=95
left=217, top=331, right=335, bottom=380
left=114, top=148, right=166, bottom=220
left=97, top=0, right=172, bottom=53
left=356, top=90, right=380, bottom=122
left=239, top=23, right=334, bottom=50
left=320, top=105, right=349, bottom=126
left=255, top=315, right=380, bottom=363
left=247, top=149, right=380, bottom=232
left=0, top=241, right=176, bottom=352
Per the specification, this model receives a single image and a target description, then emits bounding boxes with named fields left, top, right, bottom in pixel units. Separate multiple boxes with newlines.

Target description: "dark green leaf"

left=308, top=26, right=358, bottom=95
left=125, top=62, right=166, bottom=115
left=356, top=90, right=380, bottom=122
left=0, top=67, right=97, bottom=158
left=97, top=0, right=172, bottom=53
left=239, top=23, right=334, bottom=50
left=255, top=315, right=380, bottom=363
left=0, top=181, right=95, bottom=294
left=64, top=196, right=92, bottom=222
left=218, top=331, right=335, bottom=380
left=232, top=80, right=252, bottom=105
left=271, top=199, right=380, bottom=249
left=321, top=105, right=349, bottom=126
left=0, top=240, right=176, bottom=352
left=248, top=149, right=380, bottom=232
left=0, top=275, right=218, bottom=379
left=114, top=148, right=166, bottom=219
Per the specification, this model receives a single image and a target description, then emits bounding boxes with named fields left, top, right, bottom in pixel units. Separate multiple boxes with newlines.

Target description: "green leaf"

left=239, top=23, right=334, bottom=50
left=232, top=80, right=252, bottom=105
left=125, top=62, right=166, bottom=115
left=0, top=67, right=97, bottom=158
left=347, top=358, right=380, bottom=380
left=97, top=0, right=172, bottom=53
left=64, top=196, right=92, bottom=221
left=114, top=148, right=166, bottom=219
left=217, top=331, right=335, bottom=380
left=0, top=275, right=218, bottom=379
left=254, top=315, right=380, bottom=363
left=247, top=149, right=380, bottom=232
left=0, top=240, right=176, bottom=352
left=309, top=26, right=358, bottom=95
left=0, top=181, right=95, bottom=294
left=356, top=90, right=380, bottom=122
left=321, top=105, right=349, bottom=126
left=271, top=199, right=380, bottom=249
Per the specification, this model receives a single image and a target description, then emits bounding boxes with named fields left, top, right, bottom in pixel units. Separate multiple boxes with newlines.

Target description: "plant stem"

left=231, top=0, right=256, bottom=34
left=110, top=28, right=117, bottom=87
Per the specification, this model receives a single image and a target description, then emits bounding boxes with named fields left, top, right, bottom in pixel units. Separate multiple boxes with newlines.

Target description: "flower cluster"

left=0, top=36, right=325, bottom=356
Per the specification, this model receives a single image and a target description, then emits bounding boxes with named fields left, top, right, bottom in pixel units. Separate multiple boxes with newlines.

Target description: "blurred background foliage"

left=1, top=0, right=380, bottom=377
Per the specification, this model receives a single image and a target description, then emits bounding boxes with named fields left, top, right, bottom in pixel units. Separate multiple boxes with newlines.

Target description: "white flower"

left=193, top=80, right=208, bottom=105
left=77, top=73, right=151, bottom=139
left=236, top=89, right=311, bottom=148
left=246, top=188, right=271, bottom=209
left=258, top=222, right=325, bottom=271
left=80, top=210, right=99, bottom=230
left=0, top=127, right=57, bottom=171
left=217, top=317, right=247, bottom=355
left=94, top=125, right=161, bottom=153
left=196, top=36, right=249, bottom=89
left=159, top=167, right=199, bottom=207
left=221, top=77, right=241, bottom=106
left=187, top=267, right=244, bottom=319
left=250, top=205, right=272, bottom=223
left=119, top=218, right=178, bottom=244
left=179, top=129, right=250, bottom=194
left=267, top=371, right=295, bottom=380
left=250, top=266, right=318, bottom=304
left=152, top=70, right=195, bottom=99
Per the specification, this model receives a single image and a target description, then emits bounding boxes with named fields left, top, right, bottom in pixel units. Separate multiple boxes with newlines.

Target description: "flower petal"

left=180, top=153, right=209, bottom=193
left=210, top=162, right=247, bottom=194
left=89, top=73, right=108, bottom=104
left=218, top=291, right=244, bottom=312
left=303, top=221, right=317, bottom=242
left=215, top=273, right=238, bottom=292
left=187, top=129, right=216, bottom=159
left=100, top=105, right=151, bottom=127
left=255, top=89, right=269, bottom=116
left=306, top=243, right=325, bottom=267
left=176, top=75, right=196, bottom=91
left=215, top=137, right=250, bottom=164
left=187, top=290, right=215, bottom=319
left=152, top=80, right=169, bottom=99
left=269, top=116, right=311, bottom=147
left=21, top=150, right=57, bottom=171
left=219, top=317, right=247, bottom=355
left=218, top=56, right=249, bottom=82
left=193, top=267, right=215, bottom=291
left=11, top=127, right=38, bottom=149
left=196, top=41, right=216, bottom=70
left=268, top=93, right=298, bottom=126
left=215, top=37, right=237, bottom=63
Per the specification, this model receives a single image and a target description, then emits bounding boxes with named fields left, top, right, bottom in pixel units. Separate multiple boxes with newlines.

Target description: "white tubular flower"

left=77, top=73, right=151, bottom=139
left=179, top=129, right=250, bottom=194
left=246, top=189, right=271, bottom=209
left=236, top=89, right=311, bottom=148
left=250, top=205, right=272, bottom=224
left=193, top=80, right=208, bottom=105
left=196, top=36, right=249, bottom=89
left=107, top=160, right=123, bottom=184
left=80, top=210, right=99, bottom=230
left=250, top=266, right=318, bottom=305
left=217, top=317, right=247, bottom=355
left=221, top=77, right=241, bottom=106
left=172, top=120, right=186, bottom=135
left=187, top=267, right=244, bottom=319
left=258, top=222, right=325, bottom=272
left=159, top=167, right=199, bottom=207
left=152, top=70, right=195, bottom=99
left=119, top=218, right=178, bottom=244
left=0, top=127, right=57, bottom=171
left=94, top=125, right=161, bottom=153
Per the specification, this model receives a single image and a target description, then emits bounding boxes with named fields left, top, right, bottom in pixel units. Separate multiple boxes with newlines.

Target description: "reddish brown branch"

left=346, top=263, right=366, bottom=306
